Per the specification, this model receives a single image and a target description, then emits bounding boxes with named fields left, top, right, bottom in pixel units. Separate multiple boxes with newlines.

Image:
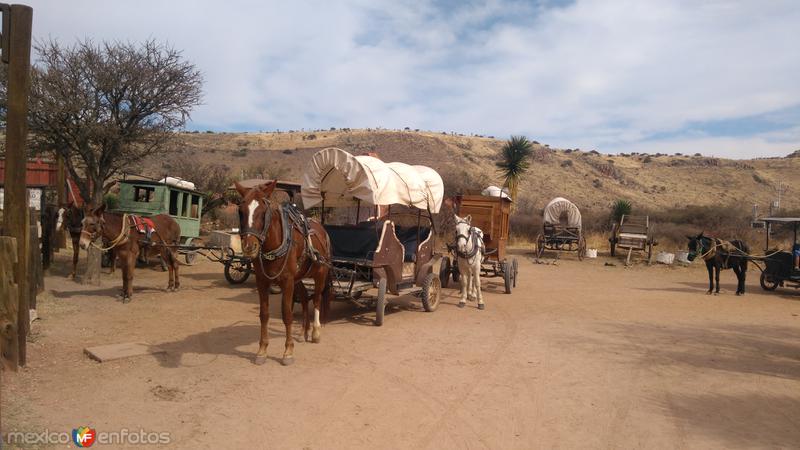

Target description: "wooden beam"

left=1, top=4, right=33, bottom=367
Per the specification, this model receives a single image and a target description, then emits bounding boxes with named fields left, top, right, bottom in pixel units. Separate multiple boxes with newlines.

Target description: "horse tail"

left=321, top=269, right=333, bottom=324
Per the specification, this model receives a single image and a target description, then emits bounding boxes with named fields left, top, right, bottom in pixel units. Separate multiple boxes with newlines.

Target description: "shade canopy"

left=301, top=147, right=444, bottom=213
left=543, top=197, right=582, bottom=228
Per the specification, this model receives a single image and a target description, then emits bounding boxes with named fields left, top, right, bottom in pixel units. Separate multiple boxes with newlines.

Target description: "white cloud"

left=22, top=0, right=800, bottom=157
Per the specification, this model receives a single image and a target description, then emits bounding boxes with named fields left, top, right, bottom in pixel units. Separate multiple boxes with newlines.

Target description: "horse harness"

left=696, top=237, right=741, bottom=268
left=246, top=202, right=324, bottom=280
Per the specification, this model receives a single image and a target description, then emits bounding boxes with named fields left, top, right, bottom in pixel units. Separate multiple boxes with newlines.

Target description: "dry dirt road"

left=3, top=250, right=800, bottom=449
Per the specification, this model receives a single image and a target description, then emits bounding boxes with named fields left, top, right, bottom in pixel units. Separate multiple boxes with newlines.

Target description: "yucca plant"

left=496, top=136, right=533, bottom=203
left=611, top=199, right=632, bottom=223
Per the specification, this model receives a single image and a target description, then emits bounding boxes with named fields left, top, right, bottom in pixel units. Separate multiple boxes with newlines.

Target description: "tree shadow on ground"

left=654, top=392, right=800, bottom=448
left=561, top=322, right=800, bottom=381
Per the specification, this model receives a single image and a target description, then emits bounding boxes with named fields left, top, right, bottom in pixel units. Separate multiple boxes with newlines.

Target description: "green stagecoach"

left=115, top=174, right=203, bottom=264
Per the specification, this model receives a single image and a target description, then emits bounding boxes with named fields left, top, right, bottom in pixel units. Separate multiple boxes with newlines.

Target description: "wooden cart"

left=609, top=215, right=656, bottom=265
left=300, top=147, right=445, bottom=326
left=441, top=193, right=518, bottom=294
left=535, top=197, right=586, bottom=261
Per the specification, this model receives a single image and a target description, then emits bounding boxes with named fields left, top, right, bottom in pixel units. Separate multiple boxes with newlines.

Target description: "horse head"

left=79, top=203, right=106, bottom=250
left=454, top=214, right=474, bottom=255
left=686, top=232, right=708, bottom=261
left=234, top=180, right=278, bottom=259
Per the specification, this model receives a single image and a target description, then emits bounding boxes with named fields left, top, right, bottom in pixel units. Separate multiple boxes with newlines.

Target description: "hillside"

left=144, top=129, right=800, bottom=217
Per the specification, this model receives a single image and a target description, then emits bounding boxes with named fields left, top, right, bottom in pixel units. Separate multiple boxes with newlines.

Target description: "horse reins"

left=454, top=219, right=483, bottom=262
left=83, top=213, right=132, bottom=251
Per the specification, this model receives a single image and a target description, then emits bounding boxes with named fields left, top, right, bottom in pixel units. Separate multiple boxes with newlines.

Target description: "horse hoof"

left=478, top=303, right=485, bottom=310
left=312, top=335, right=321, bottom=344
left=281, top=356, right=295, bottom=366
left=254, top=355, right=268, bottom=365
left=122, top=296, right=132, bottom=304
left=458, top=302, right=466, bottom=308
left=706, top=291, right=712, bottom=295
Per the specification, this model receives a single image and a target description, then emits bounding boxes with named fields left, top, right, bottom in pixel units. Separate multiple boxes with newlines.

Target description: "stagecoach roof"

left=543, top=197, right=582, bottom=228
left=761, top=217, right=800, bottom=224
left=301, top=147, right=444, bottom=213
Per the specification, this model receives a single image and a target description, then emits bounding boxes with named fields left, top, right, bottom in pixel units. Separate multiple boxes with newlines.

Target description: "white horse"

left=453, top=214, right=485, bottom=310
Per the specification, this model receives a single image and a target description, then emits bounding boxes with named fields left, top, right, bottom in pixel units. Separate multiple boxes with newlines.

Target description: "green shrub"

left=611, top=199, right=632, bottom=223
left=104, top=193, right=119, bottom=210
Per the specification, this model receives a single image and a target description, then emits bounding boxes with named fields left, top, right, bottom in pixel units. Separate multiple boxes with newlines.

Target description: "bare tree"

left=28, top=39, right=203, bottom=204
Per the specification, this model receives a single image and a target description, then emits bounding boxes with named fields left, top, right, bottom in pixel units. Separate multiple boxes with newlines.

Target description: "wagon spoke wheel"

left=439, top=257, right=451, bottom=289
left=183, top=237, right=198, bottom=265
left=421, top=273, right=441, bottom=312
left=503, top=261, right=512, bottom=294
left=511, top=258, right=518, bottom=288
left=374, top=278, right=388, bottom=326
left=578, top=236, right=587, bottom=261
left=535, top=234, right=545, bottom=258
left=224, top=259, right=252, bottom=284
left=760, top=272, right=779, bottom=291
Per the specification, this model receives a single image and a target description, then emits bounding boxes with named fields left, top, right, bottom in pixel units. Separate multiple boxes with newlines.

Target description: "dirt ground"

left=3, top=249, right=800, bottom=449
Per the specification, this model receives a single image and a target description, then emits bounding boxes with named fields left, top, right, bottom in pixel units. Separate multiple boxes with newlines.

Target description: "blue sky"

left=26, top=0, right=800, bottom=158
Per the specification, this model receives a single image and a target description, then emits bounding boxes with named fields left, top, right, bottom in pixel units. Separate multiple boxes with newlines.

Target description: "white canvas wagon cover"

left=301, top=147, right=444, bottom=213
left=543, top=197, right=582, bottom=228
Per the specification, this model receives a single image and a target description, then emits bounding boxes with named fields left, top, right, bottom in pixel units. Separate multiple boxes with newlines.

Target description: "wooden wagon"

left=441, top=192, right=518, bottom=294
left=114, top=174, right=204, bottom=264
left=535, top=197, right=586, bottom=260
left=609, top=214, right=656, bottom=264
left=300, top=147, right=444, bottom=326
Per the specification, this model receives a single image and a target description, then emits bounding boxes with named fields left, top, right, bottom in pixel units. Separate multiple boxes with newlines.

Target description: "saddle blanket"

left=131, top=215, right=156, bottom=235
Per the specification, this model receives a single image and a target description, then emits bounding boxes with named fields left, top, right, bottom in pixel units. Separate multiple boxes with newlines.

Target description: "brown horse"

left=55, top=202, right=85, bottom=278
left=235, top=180, right=332, bottom=366
left=79, top=204, right=181, bottom=302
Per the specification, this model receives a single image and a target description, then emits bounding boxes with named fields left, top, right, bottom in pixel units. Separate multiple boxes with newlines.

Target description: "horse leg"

left=706, top=261, right=714, bottom=294
left=254, top=267, right=271, bottom=365
left=714, top=262, right=721, bottom=294
left=161, top=246, right=175, bottom=291
left=474, top=261, right=485, bottom=310
left=118, top=249, right=129, bottom=299
left=311, top=270, right=325, bottom=344
left=740, top=260, right=747, bottom=295
left=458, top=258, right=468, bottom=307
left=125, top=246, right=138, bottom=302
left=295, top=282, right=310, bottom=342
left=171, top=245, right=180, bottom=290
left=280, top=277, right=296, bottom=365
left=109, top=248, right=116, bottom=274
left=70, top=237, right=79, bottom=279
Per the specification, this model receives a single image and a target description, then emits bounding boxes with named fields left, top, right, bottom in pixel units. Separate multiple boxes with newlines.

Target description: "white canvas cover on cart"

left=301, top=147, right=443, bottom=213
left=543, top=197, right=582, bottom=228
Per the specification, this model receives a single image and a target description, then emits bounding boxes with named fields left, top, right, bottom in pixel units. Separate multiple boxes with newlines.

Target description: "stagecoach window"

left=169, top=190, right=179, bottom=215
left=134, top=186, right=155, bottom=203
left=190, top=195, right=200, bottom=218
left=183, top=193, right=190, bottom=217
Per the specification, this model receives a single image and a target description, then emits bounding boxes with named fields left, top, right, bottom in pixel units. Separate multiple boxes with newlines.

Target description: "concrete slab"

left=84, top=342, right=165, bottom=362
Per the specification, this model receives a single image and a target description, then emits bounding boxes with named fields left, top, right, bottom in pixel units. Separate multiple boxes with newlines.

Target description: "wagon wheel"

left=577, top=236, right=587, bottom=261
left=452, top=262, right=461, bottom=283
left=224, top=259, right=252, bottom=284
left=439, top=256, right=451, bottom=289
left=183, top=237, right=198, bottom=265
left=535, top=234, right=545, bottom=258
left=374, top=278, right=388, bottom=326
left=759, top=272, right=779, bottom=291
left=503, top=261, right=512, bottom=294
left=421, top=273, right=441, bottom=312
left=511, top=258, right=518, bottom=288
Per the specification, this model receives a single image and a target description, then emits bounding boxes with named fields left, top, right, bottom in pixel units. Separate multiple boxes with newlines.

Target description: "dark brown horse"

left=687, top=233, right=749, bottom=295
left=79, top=204, right=181, bottom=302
left=55, top=202, right=85, bottom=278
left=235, top=180, right=332, bottom=366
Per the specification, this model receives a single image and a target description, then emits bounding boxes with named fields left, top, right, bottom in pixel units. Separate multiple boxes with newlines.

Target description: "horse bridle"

left=241, top=198, right=274, bottom=244
left=454, top=219, right=481, bottom=259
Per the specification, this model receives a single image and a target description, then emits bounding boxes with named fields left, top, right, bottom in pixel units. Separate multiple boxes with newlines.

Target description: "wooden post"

left=0, top=237, right=19, bottom=371
left=1, top=4, right=33, bottom=367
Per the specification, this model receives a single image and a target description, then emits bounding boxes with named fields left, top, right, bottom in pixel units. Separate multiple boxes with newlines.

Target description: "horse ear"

left=234, top=181, right=249, bottom=197
left=257, top=180, right=277, bottom=198
left=686, top=235, right=694, bottom=240
left=465, top=214, right=472, bottom=224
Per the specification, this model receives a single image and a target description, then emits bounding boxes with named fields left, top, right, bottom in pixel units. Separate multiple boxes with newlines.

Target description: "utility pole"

left=1, top=3, right=34, bottom=368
